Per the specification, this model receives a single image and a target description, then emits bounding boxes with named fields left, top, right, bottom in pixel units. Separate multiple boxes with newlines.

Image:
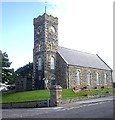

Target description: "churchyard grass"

left=1, top=88, right=113, bottom=103
left=1, top=89, right=49, bottom=103
left=62, top=88, right=113, bottom=98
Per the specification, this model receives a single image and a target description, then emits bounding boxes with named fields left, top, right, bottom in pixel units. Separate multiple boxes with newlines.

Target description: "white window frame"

left=96, top=72, right=99, bottom=85
left=38, top=57, right=42, bottom=70
left=104, top=73, right=107, bottom=85
left=50, top=57, right=55, bottom=70
left=87, top=72, right=91, bottom=85
left=76, top=70, right=80, bottom=85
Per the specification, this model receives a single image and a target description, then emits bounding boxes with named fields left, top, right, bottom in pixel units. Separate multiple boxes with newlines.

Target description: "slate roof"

left=58, top=46, right=111, bottom=71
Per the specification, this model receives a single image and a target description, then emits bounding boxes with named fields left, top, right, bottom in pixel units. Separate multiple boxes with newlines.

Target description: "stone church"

left=33, top=13, right=112, bottom=90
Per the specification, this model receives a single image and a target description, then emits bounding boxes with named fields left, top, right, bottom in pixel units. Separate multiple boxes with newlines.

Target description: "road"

left=2, top=96, right=114, bottom=119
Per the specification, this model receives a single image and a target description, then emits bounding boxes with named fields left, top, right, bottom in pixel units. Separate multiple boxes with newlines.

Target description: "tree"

left=113, top=82, right=115, bottom=88
left=2, top=52, right=17, bottom=84
left=15, top=62, right=33, bottom=78
left=0, top=50, right=2, bottom=83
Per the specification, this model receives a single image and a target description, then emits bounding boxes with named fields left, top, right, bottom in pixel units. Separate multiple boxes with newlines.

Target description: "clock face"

left=36, top=26, right=42, bottom=34
left=49, top=26, right=56, bottom=34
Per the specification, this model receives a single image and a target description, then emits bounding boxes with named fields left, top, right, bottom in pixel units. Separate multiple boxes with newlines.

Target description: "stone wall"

left=68, top=65, right=112, bottom=89
left=60, top=92, right=113, bottom=106
left=56, top=53, right=68, bottom=88
left=15, top=77, right=32, bottom=92
left=50, top=85, right=62, bottom=106
left=2, top=100, right=48, bottom=109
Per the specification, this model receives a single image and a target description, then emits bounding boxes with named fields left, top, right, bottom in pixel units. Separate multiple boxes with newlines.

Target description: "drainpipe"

left=67, top=65, right=69, bottom=89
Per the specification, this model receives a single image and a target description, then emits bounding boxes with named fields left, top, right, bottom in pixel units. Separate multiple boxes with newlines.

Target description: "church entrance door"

left=51, top=79, right=55, bottom=86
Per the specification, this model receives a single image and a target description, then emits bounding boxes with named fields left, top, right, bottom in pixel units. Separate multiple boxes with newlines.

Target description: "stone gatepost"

left=50, top=85, right=62, bottom=107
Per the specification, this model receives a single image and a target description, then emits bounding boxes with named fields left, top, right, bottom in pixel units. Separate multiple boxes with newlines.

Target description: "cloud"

left=46, top=0, right=113, bottom=69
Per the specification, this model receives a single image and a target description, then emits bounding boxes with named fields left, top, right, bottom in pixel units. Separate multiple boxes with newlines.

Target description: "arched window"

left=48, top=43, right=53, bottom=50
left=104, top=73, right=107, bottom=85
left=49, top=44, right=52, bottom=50
left=96, top=73, right=99, bottom=85
left=87, top=72, right=91, bottom=85
left=76, top=70, right=80, bottom=85
left=38, top=57, right=42, bottom=70
left=50, top=57, right=55, bottom=70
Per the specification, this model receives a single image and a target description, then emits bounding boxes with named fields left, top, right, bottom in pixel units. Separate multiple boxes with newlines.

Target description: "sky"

left=1, top=0, right=113, bottom=72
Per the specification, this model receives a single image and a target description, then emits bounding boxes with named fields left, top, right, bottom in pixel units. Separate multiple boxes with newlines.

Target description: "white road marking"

left=34, top=107, right=63, bottom=110
left=53, top=107, right=64, bottom=109
left=55, top=101, right=110, bottom=112
left=56, top=108, right=66, bottom=111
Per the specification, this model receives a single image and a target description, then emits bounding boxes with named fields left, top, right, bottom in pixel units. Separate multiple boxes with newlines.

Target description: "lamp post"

left=43, top=77, right=50, bottom=107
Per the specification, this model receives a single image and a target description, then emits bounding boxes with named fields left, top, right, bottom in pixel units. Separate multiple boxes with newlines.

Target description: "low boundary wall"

left=60, top=93, right=113, bottom=105
left=1, top=100, right=48, bottom=109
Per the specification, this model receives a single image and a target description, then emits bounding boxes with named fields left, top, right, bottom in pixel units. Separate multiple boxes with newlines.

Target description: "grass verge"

left=1, top=89, right=49, bottom=103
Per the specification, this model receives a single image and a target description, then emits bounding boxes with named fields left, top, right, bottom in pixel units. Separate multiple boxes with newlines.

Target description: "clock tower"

left=33, top=13, right=58, bottom=89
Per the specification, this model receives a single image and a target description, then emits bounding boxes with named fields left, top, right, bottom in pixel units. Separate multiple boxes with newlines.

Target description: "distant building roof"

left=58, top=46, right=111, bottom=71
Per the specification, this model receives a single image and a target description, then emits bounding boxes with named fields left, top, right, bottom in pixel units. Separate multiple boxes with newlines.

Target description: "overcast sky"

left=1, top=0, right=113, bottom=71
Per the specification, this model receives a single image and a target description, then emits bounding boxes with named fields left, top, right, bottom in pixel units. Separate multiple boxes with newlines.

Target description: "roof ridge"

left=58, top=46, right=96, bottom=56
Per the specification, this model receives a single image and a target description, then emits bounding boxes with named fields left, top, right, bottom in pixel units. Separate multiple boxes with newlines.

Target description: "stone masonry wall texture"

left=65, top=65, right=112, bottom=89
left=56, top=52, right=68, bottom=88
